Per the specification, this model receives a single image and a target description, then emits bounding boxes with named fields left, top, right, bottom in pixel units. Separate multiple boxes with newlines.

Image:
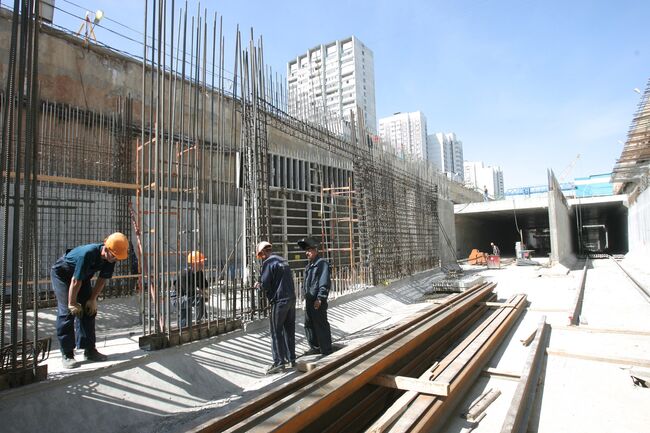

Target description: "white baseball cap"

left=256, top=241, right=272, bottom=258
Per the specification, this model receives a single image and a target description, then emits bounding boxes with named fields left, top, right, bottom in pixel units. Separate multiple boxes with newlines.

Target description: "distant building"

left=575, top=173, right=614, bottom=197
left=287, top=36, right=377, bottom=133
left=464, top=161, right=504, bottom=199
left=427, top=132, right=464, bottom=181
left=378, top=111, right=427, bottom=160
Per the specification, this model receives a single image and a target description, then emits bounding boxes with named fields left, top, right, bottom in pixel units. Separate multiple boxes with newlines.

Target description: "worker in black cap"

left=297, top=237, right=332, bottom=356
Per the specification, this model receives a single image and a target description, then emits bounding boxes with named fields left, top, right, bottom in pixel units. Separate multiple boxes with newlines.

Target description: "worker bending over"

left=51, top=232, right=129, bottom=369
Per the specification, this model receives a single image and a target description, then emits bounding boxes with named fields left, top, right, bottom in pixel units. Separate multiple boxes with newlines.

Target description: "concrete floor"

left=1, top=259, right=649, bottom=433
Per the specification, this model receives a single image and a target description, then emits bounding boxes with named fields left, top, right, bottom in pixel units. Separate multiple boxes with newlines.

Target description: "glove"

left=68, top=302, right=83, bottom=317
left=85, top=299, right=98, bottom=316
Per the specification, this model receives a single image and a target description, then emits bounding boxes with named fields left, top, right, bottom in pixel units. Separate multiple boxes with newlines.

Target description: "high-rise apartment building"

left=378, top=111, right=427, bottom=160
left=464, top=161, right=505, bottom=199
left=427, top=132, right=464, bottom=181
left=287, top=36, right=377, bottom=133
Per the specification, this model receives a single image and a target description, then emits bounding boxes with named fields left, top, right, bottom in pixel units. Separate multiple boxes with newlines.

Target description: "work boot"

left=285, top=360, right=297, bottom=368
left=266, top=363, right=285, bottom=375
left=61, top=353, right=78, bottom=369
left=303, top=347, right=320, bottom=356
left=84, top=348, right=108, bottom=362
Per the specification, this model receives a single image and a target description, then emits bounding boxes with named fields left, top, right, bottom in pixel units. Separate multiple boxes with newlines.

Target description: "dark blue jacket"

left=51, top=243, right=115, bottom=282
left=260, top=254, right=296, bottom=303
left=304, top=256, right=330, bottom=300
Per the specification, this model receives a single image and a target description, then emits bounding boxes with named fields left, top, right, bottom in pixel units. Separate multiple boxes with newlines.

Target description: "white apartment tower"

left=378, top=111, right=428, bottom=160
left=287, top=36, right=377, bottom=133
left=464, top=161, right=505, bottom=198
left=427, top=132, right=464, bottom=181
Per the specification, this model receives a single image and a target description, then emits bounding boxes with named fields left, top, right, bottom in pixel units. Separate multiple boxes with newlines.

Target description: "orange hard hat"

left=104, top=232, right=129, bottom=260
left=187, top=250, right=206, bottom=264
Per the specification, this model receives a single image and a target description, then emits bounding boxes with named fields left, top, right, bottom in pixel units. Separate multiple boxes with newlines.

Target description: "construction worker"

left=50, top=232, right=129, bottom=369
left=298, top=237, right=332, bottom=357
left=174, top=251, right=208, bottom=328
left=256, top=241, right=296, bottom=374
left=491, top=242, right=501, bottom=256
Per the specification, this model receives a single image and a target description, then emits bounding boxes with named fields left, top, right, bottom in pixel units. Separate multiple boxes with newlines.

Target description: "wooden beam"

left=462, top=388, right=501, bottom=421
left=520, top=328, right=537, bottom=346
left=4, top=171, right=139, bottom=190
left=370, top=374, right=449, bottom=396
left=482, top=367, right=522, bottom=380
left=551, top=325, right=650, bottom=337
left=483, top=301, right=518, bottom=308
left=546, top=348, right=650, bottom=368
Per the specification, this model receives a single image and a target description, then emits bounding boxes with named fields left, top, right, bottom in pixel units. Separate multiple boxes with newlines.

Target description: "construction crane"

left=558, top=153, right=581, bottom=183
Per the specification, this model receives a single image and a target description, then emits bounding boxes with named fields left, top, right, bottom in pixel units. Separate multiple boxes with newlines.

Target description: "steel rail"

left=608, top=256, right=650, bottom=303
left=389, top=294, right=528, bottom=433
left=188, top=282, right=496, bottom=433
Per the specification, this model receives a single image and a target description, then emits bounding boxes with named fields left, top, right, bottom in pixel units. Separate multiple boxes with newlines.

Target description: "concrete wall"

left=437, top=198, right=457, bottom=266
left=548, top=170, right=575, bottom=267
left=628, top=186, right=650, bottom=257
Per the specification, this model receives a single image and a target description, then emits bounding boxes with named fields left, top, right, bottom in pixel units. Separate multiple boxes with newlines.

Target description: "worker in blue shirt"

left=256, top=241, right=296, bottom=374
left=50, top=232, right=129, bottom=369
left=298, top=237, right=332, bottom=356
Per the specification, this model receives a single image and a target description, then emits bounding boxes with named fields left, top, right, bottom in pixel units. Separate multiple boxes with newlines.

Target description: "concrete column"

left=547, top=170, right=575, bottom=268
left=438, top=198, right=457, bottom=267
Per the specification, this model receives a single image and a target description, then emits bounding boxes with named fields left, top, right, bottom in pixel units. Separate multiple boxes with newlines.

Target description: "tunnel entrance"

left=572, top=197, right=628, bottom=255
left=455, top=196, right=628, bottom=260
left=455, top=202, right=551, bottom=259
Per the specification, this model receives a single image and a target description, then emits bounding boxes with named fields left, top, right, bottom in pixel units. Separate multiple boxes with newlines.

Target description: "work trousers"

left=269, top=298, right=296, bottom=366
left=50, top=268, right=96, bottom=355
left=304, top=297, right=332, bottom=355
left=178, top=295, right=205, bottom=328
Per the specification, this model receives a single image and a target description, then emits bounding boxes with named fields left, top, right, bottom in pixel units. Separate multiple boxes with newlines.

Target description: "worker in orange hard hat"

left=172, top=250, right=208, bottom=328
left=50, top=232, right=130, bottom=369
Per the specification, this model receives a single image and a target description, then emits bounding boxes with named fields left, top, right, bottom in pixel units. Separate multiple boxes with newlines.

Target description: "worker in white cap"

left=256, top=241, right=296, bottom=374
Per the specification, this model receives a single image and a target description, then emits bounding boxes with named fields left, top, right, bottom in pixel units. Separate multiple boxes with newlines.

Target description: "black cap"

left=297, top=237, right=319, bottom=250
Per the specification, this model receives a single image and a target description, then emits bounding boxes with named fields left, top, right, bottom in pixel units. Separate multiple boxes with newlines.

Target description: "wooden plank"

left=520, top=328, right=537, bottom=346
left=500, top=316, right=549, bottom=433
left=463, top=387, right=501, bottom=421
left=370, top=374, right=449, bottom=396
left=482, top=367, right=521, bottom=380
left=483, top=302, right=518, bottom=308
left=546, top=348, right=650, bottom=368
left=551, top=325, right=650, bottom=337
left=5, top=171, right=139, bottom=190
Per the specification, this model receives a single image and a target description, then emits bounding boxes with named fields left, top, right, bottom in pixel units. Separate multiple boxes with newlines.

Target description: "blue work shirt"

left=260, top=254, right=296, bottom=303
left=303, top=256, right=330, bottom=300
left=52, top=243, right=115, bottom=282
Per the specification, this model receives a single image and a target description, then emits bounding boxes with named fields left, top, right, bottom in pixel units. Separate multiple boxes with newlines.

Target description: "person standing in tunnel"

left=491, top=242, right=501, bottom=256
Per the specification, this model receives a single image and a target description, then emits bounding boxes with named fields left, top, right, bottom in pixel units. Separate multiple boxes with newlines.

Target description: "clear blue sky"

left=43, top=0, right=649, bottom=189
